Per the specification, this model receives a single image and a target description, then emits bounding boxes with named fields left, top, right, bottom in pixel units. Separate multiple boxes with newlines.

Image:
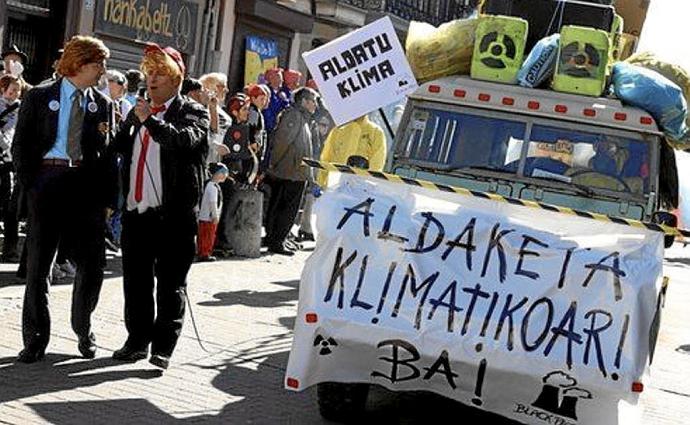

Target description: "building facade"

left=0, top=0, right=476, bottom=87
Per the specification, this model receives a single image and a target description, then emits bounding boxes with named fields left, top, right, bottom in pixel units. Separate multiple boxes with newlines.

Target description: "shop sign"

left=95, top=0, right=199, bottom=54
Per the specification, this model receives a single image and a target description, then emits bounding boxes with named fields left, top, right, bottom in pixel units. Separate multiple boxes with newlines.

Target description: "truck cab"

left=391, top=76, right=666, bottom=224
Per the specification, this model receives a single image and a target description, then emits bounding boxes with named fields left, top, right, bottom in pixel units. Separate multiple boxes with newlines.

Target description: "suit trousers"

left=264, top=176, right=306, bottom=249
left=23, top=165, right=105, bottom=351
left=121, top=209, right=195, bottom=357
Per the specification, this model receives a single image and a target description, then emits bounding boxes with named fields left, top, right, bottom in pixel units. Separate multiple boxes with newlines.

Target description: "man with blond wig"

left=12, top=35, right=114, bottom=363
left=110, top=43, right=208, bottom=370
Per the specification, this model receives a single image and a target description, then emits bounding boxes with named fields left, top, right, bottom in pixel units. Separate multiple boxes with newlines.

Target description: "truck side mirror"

left=652, top=211, right=678, bottom=248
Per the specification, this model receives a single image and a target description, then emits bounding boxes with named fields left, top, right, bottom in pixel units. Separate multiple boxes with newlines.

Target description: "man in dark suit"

left=110, top=44, right=208, bottom=370
left=12, top=36, right=114, bottom=363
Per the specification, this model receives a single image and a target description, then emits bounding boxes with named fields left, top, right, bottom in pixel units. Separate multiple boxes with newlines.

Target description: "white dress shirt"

left=126, top=97, right=174, bottom=214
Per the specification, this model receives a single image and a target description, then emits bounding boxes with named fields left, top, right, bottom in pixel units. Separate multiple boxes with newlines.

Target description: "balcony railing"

left=337, top=0, right=477, bottom=26
left=7, top=0, right=50, bottom=15
left=8, top=0, right=49, bottom=8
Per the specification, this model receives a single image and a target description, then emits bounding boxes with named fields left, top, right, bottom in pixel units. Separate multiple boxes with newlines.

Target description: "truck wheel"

left=317, top=382, right=369, bottom=421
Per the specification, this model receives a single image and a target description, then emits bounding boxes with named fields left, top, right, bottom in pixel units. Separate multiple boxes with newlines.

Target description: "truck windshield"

left=400, top=109, right=525, bottom=170
left=398, top=107, right=651, bottom=196
left=520, top=125, right=650, bottom=195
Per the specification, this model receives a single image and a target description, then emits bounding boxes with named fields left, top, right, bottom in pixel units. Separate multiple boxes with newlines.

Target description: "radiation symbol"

left=313, top=335, right=338, bottom=356
left=560, top=42, right=603, bottom=79
left=478, top=31, right=518, bottom=69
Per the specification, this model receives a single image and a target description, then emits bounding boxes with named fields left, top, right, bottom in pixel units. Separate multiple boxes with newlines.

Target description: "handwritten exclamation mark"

left=471, top=359, right=487, bottom=406
left=613, top=314, right=630, bottom=382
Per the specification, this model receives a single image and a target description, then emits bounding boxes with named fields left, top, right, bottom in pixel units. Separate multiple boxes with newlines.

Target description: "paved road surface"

left=0, top=243, right=688, bottom=424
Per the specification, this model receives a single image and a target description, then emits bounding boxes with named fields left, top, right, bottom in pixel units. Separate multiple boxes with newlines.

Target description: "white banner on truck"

left=302, top=17, right=418, bottom=126
left=286, top=173, right=663, bottom=424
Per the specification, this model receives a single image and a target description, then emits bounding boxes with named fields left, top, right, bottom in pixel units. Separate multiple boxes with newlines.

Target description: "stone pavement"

left=0, top=243, right=688, bottom=424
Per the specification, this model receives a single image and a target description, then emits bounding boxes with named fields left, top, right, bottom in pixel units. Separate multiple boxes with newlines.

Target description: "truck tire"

left=317, top=382, right=369, bottom=421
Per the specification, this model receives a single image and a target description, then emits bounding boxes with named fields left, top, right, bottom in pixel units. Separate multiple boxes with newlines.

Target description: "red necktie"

left=134, top=105, right=166, bottom=203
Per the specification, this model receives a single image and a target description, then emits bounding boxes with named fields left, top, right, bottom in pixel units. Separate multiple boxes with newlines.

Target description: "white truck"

left=287, top=76, right=676, bottom=424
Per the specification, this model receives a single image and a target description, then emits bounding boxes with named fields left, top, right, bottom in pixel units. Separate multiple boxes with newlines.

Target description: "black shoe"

left=284, top=239, right=300, bottom=251
left=296, top=231, right=315, bottom=242
left=268, top=245, right=295, bottom=256
left=78, top=333, right=97, bottom=359
left=149, top=354, right=170, bottom=370
left=112, top=344, right=148, bottom=362
left=16, top=347, right=46, bottom=364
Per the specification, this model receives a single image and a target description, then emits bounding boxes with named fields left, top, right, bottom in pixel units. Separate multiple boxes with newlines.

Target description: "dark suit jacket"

left=111, top=94, right=209, bottom=235
left=12, top=78, right=115, bottom=200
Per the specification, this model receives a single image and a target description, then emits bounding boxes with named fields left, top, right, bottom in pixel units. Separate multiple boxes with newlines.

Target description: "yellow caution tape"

left=304, top=159, right=690, bottom=238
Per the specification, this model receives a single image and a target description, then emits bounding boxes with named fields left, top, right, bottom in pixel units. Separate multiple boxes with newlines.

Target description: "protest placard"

left=286, top=173, right=663, bottom=424
left=302, top=17, right=418, bottom=126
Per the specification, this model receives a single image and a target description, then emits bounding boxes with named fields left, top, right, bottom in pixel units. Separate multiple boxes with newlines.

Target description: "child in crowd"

left=198, top=163, right=230, bottom=262
left=0, top=74, right=21, bottom=140
left=224, top=93, right=257, bottom=184
left=0, top=74, right=20, bottom=226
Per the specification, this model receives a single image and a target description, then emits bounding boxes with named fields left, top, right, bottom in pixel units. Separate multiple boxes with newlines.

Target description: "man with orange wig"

left=12, top=35, right=114, bottom=363
left=110, top=43, right=209, bottom=370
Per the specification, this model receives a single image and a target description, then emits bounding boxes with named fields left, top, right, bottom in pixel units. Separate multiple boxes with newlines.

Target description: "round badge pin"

left=88, top=102, right=98, bottom=113
left=233, top=144, right=241, bottom=152
left=49, top=100, right=60, bottom=111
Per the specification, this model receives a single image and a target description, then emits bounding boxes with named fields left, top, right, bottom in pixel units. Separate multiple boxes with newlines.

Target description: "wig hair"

left=140, top=48, right=183, bottom=86
left=0, top=74, right=20, bottom=93
left=56, top=36, right=110, bottom=78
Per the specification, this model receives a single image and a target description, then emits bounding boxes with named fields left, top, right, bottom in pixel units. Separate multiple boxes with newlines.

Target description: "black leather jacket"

left=110, top=94, right=209, bottom=233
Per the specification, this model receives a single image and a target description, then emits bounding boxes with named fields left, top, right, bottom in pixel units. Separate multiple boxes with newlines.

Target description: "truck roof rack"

left=413, top=76, right=662, bottom=135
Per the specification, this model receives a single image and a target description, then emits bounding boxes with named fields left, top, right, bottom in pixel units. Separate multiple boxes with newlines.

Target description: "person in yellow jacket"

left=317, top=114, right=387, bottom=187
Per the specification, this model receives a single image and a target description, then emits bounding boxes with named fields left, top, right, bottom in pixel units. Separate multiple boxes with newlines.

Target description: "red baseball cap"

left=247, top=83, right=267, bottom=99
left=284, top=69, right=302, bottom=86
left=228, top=93, right=250, bottom=112
left=144, top=42, right=186, bottom=76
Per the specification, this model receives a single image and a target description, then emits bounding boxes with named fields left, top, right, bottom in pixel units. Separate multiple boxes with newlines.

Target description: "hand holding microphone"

left=134, top=86, right=152, bottom=123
